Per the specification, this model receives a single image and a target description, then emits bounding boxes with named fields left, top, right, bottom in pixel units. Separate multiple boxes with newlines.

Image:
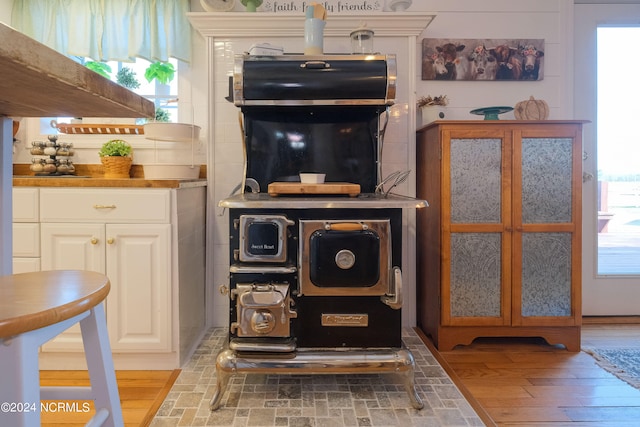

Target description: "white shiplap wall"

left=412, top=0, right=574, bottom=120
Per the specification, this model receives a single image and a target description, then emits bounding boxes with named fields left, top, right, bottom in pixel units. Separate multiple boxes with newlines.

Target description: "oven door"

left=239, top=215, right=294, bottom=263
left=299, top=220, right=390, bottom=296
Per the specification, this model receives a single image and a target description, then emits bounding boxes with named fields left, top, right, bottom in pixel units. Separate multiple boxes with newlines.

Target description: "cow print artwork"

left=421, top=38, right=544, bottom=81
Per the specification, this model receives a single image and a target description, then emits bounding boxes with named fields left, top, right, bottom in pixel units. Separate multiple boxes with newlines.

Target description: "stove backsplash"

left=243, top=107, right=384, bottom=192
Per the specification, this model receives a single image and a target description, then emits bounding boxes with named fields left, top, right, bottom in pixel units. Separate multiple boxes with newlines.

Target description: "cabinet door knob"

left=91, top=237, right=99, bottom=245
left=107, top=237, right=115, bottom=244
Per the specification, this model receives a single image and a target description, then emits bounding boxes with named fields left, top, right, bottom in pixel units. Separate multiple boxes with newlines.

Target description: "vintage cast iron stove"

left=211, top=54, right=426, bottom=411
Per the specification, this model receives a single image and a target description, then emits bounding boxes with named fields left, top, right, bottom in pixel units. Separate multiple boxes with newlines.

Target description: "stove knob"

left=335, top=249, right=356, bottom=270
left=250, top=309, right=276, bottom=334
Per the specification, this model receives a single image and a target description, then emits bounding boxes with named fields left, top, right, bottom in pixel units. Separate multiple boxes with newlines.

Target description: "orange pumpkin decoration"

left=514, top=96, right=549, bottom=120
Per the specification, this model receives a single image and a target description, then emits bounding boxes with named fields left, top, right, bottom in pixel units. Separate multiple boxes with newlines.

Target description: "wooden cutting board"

left=268, top=182, right=361, bottom=197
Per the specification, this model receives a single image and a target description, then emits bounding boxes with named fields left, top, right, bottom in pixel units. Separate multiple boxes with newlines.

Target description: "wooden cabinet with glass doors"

left=416, top=121, right=585, bottom=351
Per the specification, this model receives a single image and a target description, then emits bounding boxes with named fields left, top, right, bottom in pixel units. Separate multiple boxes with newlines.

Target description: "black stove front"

left=227, top=207, right=403, bottom=351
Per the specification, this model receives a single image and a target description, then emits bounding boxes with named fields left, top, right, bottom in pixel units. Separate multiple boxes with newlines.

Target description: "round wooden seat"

left=0, top=270, right=122, bottom=427
left=0, top=270, right=110, bottom=339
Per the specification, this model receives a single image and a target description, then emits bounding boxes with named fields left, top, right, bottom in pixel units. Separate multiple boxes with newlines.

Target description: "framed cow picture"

left=421, top=38, right=545, bottom=81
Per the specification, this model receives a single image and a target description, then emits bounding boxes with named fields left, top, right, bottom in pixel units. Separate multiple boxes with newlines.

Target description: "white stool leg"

left=79, top=302, right=123, bottom=427
left=0, top=333, right=41, bottom=427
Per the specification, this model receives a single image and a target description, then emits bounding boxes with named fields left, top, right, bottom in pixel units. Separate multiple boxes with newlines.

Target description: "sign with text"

left=260, top=1, right=383, bottom=14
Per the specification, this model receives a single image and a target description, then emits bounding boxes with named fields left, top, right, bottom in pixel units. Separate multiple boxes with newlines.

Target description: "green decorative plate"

left=470, top=106, right=514, bottom=120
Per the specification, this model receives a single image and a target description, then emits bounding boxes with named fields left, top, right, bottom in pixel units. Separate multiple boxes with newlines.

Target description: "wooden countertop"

left=13, top=176, right=207, bottom=189
left=0, top=270, right=110, bottom=338
left=12, top=164, right=207, bottom=188
left=0, top=23, right=154, bottom=118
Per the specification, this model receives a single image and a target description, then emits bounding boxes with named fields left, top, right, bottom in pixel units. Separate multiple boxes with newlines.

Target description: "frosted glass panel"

left=521, top=233, right=572, bottom=317
left=522, top=138, right=573, bottom=223
left=450, top=233, right=501, bottom=317
left=451, top=138, right=502, bottom=223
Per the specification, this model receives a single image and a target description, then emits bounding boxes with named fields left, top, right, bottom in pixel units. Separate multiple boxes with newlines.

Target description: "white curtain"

left=11, top=0, right=191, bottom=63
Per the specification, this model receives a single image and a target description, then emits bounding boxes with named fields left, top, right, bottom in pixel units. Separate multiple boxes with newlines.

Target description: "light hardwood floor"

left=39, top=369, right=179, bottom=427
left=425, top=321, right=640, bottom=426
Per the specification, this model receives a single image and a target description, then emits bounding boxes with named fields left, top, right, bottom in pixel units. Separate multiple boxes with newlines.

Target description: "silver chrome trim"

left=238, top=99, right=393, bottom=106
left=219, top=193, right=428, bottom=209
left=386, top=55, right=397, bottom=102
left=240, top=54, right=390, bottom=61
left=229, top=339, right=296, bottom=353
left=210, top=346, right=424, bottom=411
left=381, top=266, right=403, bottom=310
left=299, top=219, right=391, bottom=297
left=233, top=55, right=244, bottom=107
left=229, top=264, right=297, bottom=274
left=239, top=214, right=294, bottom=263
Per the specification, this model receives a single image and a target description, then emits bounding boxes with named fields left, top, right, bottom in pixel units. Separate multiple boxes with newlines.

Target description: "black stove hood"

left=233, top=54, right=396, bottom=107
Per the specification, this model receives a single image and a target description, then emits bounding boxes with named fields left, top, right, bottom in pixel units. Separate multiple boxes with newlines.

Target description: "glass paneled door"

left=575, top=4, right=640, bottom=315
left=596, top=27, right=640, bottom=277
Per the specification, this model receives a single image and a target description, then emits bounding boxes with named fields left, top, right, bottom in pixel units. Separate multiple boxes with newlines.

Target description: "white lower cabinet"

left=13, top=186, right=206, bottom=369
left=105, top=223, right=171, bottom=352
left=40, top=222, right=171, bottom=353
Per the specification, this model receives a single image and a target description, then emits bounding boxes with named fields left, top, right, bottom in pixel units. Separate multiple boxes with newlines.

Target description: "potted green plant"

left=241, top=0, right=263, bottom=12
left=144, top=62, right=175, bottom=85
left=115, top=67, right=141, bottom=89
left=154, top=107, right=171, bottom=122
left=99, top=139, right=133, bottom=178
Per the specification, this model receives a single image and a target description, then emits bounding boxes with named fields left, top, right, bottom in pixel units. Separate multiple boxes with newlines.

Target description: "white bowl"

left=143, top=165, right=201, bottom=180
left=143, top=123, right=201, bottom=142
left=299, top=173, right=326, bottom=184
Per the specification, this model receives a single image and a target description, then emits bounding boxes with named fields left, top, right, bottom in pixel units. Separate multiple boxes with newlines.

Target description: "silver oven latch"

left=381, top=266, right=402, bottom=310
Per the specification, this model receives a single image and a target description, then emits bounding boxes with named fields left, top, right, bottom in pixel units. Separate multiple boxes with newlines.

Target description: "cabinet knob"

left=91, top=237, right=99, bottom=245
left=93, top=204, right=116, bottom=209
left=107, top=237, right=115, bottom=245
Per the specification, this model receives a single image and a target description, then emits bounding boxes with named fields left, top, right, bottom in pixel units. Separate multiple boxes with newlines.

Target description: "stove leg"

left=210, top=349, right=235, bottom=411
left=400, top=369, right=424, bottom=410
left=209, top=373, right=230, bottom=411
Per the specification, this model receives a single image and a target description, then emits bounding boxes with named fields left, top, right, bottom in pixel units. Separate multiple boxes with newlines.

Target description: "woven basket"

left=101, top=156, right=133, bottom=178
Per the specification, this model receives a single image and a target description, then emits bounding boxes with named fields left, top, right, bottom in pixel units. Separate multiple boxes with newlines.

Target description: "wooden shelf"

left=53, top=123, right=144, bottom=135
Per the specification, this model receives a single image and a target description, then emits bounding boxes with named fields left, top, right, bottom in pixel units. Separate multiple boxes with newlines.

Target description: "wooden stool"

left=0, top=270, right=123, bottom=427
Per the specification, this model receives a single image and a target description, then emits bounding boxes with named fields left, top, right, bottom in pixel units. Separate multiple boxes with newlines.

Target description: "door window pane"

left=597, top=27, right=640, bottom=276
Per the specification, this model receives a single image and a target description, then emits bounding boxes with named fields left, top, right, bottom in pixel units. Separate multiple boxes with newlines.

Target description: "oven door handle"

left=381, top=266, right=402, bottom=310
left=325, top=222, right=368, bottom=231
left=300, top=61, right=330, bottom=69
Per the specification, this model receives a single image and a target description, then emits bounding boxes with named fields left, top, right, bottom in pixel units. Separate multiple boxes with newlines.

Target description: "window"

left=41, top=57, right=179, bottom=134
left=108, top=58, right=180, bottom=122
